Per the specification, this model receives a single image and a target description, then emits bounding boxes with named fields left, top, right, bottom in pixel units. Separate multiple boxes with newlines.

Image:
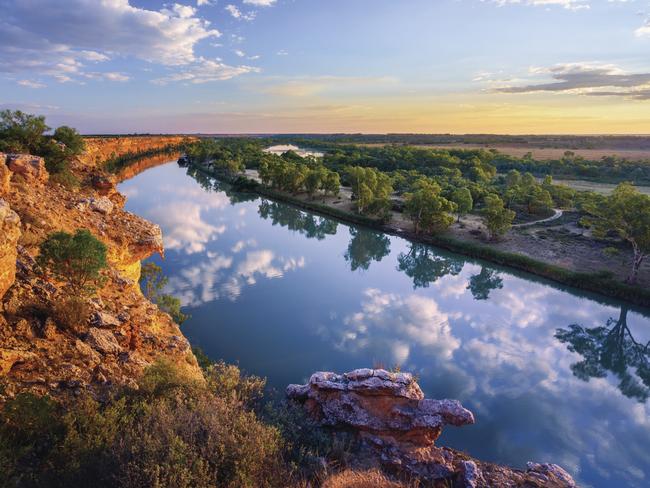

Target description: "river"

left=119, top=160, right=650, bottom=488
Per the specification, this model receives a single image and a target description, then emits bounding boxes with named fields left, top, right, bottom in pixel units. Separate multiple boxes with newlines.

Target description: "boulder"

left=91, top=311, right=121, bottom=328
left=0, top=199, right=21, bottom=299
left=4, top=153, right=48, bottom=184
left=85, top=327, right=122, bottom=355
left=287, top=369, right=474, bottom=446
left=77, top=196, right=114, bottom=215
left=288, top=369, right=576, bottom=487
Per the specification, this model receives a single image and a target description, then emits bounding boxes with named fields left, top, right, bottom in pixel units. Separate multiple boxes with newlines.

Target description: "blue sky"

left=1, top=0, right=650, bottom=133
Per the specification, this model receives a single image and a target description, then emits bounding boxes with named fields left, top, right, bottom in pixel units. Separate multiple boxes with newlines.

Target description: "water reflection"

left=397, top=243, right=463, bottom=289
left=467, top=267, right=504, bottom=301
left=344, top=228, right=391, bottom=272
left=119, top=161, right=650, bottom=488
left=258, top=199, right=338, bottom=240
left=556, top=307, right=650, bottom=403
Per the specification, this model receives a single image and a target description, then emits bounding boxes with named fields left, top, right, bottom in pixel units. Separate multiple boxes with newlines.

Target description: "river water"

left=119, top=160, right=650, bottom=488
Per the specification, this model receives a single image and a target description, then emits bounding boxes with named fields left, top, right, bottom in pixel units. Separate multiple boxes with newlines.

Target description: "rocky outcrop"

left=0, top=199, right=21, bottom=300
left=3, top=153, right=48, bottom=184
left=0, top=152, right=201, bottom=402
left=288, top=369, right=576, bottom=487
left=0, top=157, right=10, bottom=194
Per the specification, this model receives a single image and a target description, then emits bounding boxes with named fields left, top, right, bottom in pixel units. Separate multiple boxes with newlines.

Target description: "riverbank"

left=194, top=164, right=650, bottom=308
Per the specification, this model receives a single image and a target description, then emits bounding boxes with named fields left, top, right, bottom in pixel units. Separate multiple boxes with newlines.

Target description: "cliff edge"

left=0, top=141, right=202, bottom=401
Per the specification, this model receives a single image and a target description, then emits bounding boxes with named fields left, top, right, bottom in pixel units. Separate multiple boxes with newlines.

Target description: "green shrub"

left=0, top=360, right=288, bottom=488
left=37, top=229, right=107, bottom=296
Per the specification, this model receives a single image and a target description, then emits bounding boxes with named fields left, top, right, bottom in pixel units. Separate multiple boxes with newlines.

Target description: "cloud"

left=0, top=0, right=220, bottom=83
left=486, top=0, right=590, bottom=11
left=17, top=79, right=46, bottom=89
left=225, top=4, right=256, bottom=20
left=492, top=63, right=650, bottom=100
left=243, top=0, right=276, bottom=6
left=152, top=58, right=260, bottom=84
left=332, top=289, right=461, bottom=365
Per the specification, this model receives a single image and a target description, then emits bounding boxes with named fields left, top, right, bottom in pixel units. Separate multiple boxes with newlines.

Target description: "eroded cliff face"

left=78, top=136, right=193, bottom=169
left=0, top=150, right=202, bottom=401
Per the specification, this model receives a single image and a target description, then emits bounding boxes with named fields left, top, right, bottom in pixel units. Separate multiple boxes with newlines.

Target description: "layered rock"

left=288, top=369, right=576, bottom=487
left=0, top=152, right=200, bottom=402
left=0, top=199, right=21, bottom=300
left=3, top=153, right=48, bottom=184
left=0, top=157, right=10, bottom=194
left=78, top=136, right=193, bottom=169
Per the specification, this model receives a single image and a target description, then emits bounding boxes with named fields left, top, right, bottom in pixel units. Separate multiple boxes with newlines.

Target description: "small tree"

left=53, top=126, right=85, bottom=156
left=482, top=194, right=515, bottom=241
left=451, top=187, right=473, bottom=223
left=586, top=183, right=650, bottom=283
left=323, top=171, right=340, bottom=196
left=37, top=229, right=107, bottom=295
left=404, top=179, right=456, bottom=234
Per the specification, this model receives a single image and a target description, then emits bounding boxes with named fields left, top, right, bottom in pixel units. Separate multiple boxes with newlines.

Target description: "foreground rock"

left=0, top=199, right=21, bottom=300
left=3, top=153, right=48, bottom=184
left=287, top=369, right=576, bottom=487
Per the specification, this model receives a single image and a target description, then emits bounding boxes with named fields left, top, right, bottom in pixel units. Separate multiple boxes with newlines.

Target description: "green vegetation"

left=140, top=262, right=190, bottom=324
left=583, top=183, right=650, bottom=283
left=345, top=166, right=392, bottom=217
left=37, top=229, right=108, bottom=296
left=183, top=137, right=650, bottom=301
left=404, top=178, right=455, bottom=234
left=0, top=110, right=84, bottom=179
left=482, top=195, right=515, bottom=241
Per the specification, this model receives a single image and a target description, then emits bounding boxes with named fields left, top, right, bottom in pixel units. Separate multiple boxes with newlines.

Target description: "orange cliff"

left=0, top=144, right=202, bottom=401
left=78, top=135, right=196, bottom=169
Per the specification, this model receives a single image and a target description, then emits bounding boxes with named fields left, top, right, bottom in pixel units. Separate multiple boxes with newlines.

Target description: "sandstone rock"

left=41, top=317, right=58, bottom=340
left=91, top=311, right=120, bottom=328
left=5, top=153, right=48, bottom=183
left=85, top=327, right=122, bottom=355
left=78, top=196, right=114, bottom=215
left=0, top=156, right=10, bottom=194
left=91, top=174, right=116, bottom=196
left=0, top=349, right=36, bottom=375
left=287, top=369, right=473, bottom=446
left=288, top=369, right=576, bottom=487
left=526, top=463, right=577, bottom=487
left=0, top=199, right=21, bottom=299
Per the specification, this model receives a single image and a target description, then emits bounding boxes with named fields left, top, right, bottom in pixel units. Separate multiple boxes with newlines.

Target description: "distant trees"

left=258, top=157, right=340, bottom=197
left=404, top=179, right=456, bottom=234
left=584, top=183, right=650, bottom=283
left=37, top=229, right=107, bottom=295
left=504, top=171, right=553, bottom=215
left=346, top=166, right=393, bottom=217
left=482, top=194, right=515, bottom=240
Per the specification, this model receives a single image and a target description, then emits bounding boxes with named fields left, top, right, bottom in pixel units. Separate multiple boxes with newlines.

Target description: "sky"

left=1, top=0, right=650, bottom=134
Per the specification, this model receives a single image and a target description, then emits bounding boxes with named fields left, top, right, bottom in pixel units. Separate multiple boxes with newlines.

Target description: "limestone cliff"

left=78, top=135, right=194, bottom=169
left=0, top=146, right=202, bottom=401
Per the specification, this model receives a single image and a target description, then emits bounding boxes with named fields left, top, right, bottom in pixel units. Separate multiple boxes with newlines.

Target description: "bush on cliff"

left=0, top=360, right=287, bottom=488
left=37, top=229, right=107, bottom=296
